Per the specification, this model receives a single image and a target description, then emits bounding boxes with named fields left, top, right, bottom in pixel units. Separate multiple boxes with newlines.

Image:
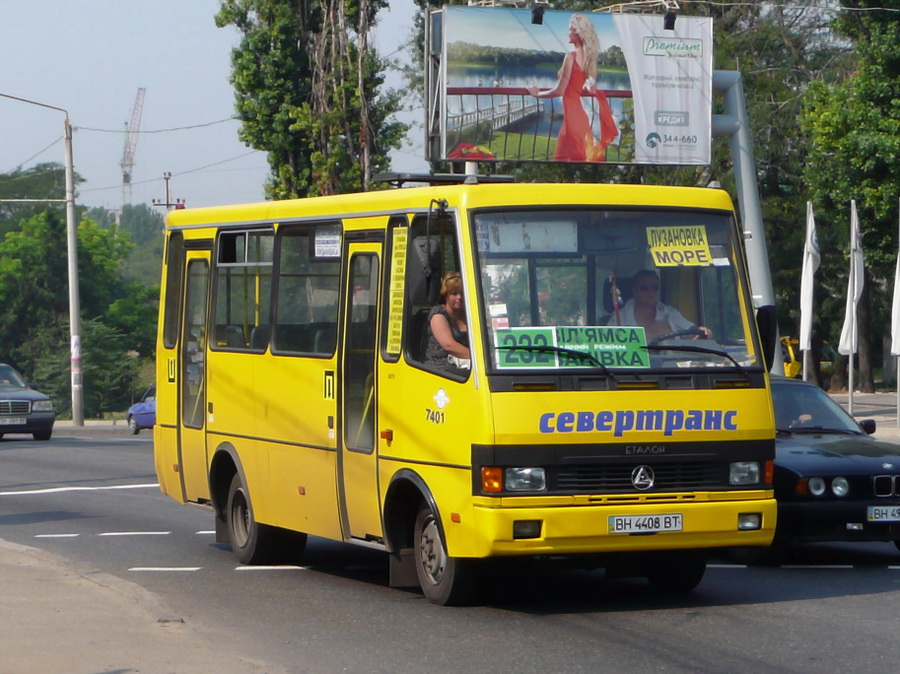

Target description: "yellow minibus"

left=154, top=174, right=777, bottom=604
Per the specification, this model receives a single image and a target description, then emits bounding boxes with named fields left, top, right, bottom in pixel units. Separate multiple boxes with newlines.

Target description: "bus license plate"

left=867, top=506, right=900, bottom=522
left=0, top=417, right=25, bottom=425
left=609, top=514, right=683, bottom=534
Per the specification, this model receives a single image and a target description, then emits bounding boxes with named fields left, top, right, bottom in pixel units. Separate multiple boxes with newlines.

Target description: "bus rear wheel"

left=414, top=505, right=476, bottom=606
left=226, top=473, right=279, bottom=565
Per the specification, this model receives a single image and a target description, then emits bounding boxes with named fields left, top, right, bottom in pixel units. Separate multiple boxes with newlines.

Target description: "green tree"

left=33, top=318, right=141, bottom=419
left=215, top=0, right=408, bottom=198
left=86, top=204, right=165, bottom=286
left=0, top=210, right=156, bottom=415
left=0, top=163, right=84, bottom=239
left=800, top=0, right=900, bottom=391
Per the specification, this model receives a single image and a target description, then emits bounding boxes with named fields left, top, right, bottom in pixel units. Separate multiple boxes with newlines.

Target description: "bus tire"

left=414, top=505, right=476, bottom=606
left=226, top=473, right=277, bottom=565
left=646, top=552, right=706, bottom=593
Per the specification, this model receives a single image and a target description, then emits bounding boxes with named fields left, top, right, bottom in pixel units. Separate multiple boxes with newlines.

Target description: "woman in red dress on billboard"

left=527, top=14, right=618, bottom=162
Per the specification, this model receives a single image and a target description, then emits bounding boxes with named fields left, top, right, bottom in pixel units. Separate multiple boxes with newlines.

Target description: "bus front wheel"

left=646, top=552, right=706, bottom=593
left=226, top=473, right=277, bottom=565
left=414, top=505, right=476, bottom=606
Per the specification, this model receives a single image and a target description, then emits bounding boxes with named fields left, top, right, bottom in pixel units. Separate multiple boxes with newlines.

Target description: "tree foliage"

left=0, top=201, right=156, bottom=417
left=0, top=163, right=84, bottom=239
left=800, top=0, right=900, bottom=390
left=216, top=0, right=408, bottom=198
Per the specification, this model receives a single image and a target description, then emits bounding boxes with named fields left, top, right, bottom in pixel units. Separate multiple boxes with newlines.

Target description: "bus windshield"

left=473, top=208, right=759, bottom=373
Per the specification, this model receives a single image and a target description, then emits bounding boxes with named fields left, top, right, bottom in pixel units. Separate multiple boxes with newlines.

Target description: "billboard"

left=428, top=6, right=713, bottom=166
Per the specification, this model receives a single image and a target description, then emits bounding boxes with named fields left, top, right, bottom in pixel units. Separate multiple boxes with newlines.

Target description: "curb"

left=0, top=538, right=183, bottom=624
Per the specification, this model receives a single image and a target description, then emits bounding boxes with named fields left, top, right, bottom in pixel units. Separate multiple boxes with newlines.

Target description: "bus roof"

left=164, top=181, right=736, bottom=230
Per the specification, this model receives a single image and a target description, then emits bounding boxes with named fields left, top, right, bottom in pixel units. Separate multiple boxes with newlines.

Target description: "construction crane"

left=120, top=87, right=146, bottom=206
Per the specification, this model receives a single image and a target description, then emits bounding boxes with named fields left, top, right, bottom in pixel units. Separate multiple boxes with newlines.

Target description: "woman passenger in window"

left=425, top=272, right=471, bottom=370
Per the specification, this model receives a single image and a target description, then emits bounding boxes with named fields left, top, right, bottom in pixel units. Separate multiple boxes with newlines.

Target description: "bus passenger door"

left=178, top=252, right=212, bottom=502
left=338, top=246, right=382, bottom=541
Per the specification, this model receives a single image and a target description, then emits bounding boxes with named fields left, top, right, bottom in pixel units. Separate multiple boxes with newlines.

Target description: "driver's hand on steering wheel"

left=695, top=326, right=713, bottom=339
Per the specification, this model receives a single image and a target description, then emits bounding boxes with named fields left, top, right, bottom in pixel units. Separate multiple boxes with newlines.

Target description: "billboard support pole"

left=712, top=69, right=782, bottom=374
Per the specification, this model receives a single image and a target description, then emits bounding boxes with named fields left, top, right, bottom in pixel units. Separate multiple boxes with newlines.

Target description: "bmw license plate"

left=867, top=506, right=900, bottom=522
left=0, top=417, right=25, bottom=425
left=608, top=513, right=683, bottom=534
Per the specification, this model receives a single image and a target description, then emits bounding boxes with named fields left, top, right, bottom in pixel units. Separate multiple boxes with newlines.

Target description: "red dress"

left=554, top=56, right=618, bottom=162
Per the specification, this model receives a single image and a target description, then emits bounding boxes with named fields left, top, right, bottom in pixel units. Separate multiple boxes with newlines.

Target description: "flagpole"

left=839, top=200, right=862, bottom=418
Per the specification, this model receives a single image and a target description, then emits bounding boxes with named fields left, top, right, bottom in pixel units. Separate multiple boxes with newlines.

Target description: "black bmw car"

left=0, top=363, right=55, bottom=441
left=772, top=376, right=900, bottom=549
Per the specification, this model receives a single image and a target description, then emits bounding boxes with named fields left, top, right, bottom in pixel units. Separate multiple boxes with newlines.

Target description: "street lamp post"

left=0, top=93, right=84, bottom=425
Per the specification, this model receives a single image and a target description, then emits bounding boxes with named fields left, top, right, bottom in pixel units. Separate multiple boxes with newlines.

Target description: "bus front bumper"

left=454, top=493, right=776, bottom=558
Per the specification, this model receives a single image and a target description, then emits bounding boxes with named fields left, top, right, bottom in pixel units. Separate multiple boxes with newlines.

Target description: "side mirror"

left=859, top=419, right=876, bottom=435
left=755, top=305, right=777, bottom=371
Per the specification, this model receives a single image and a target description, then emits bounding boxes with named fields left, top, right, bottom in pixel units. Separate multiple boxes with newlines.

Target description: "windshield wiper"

left=642, top=344, right=747, bottom=376
left=496, top=345, right=616, bottom=380
left=787, top=426, right=861, bottom=435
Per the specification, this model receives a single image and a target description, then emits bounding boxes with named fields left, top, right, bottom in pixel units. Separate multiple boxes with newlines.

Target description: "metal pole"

left=0, top=93, right=83, bottom=424
left=712, top=71, right=782, bottom=375
left=64, top=118, right=84, bottom=425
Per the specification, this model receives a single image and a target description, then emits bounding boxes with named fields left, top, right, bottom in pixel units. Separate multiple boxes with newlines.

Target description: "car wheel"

left=33, top=430, right=52, bottom=441
left=127, top=416, right=139, bottom=435
left=414, top=504, right=478, bottom=605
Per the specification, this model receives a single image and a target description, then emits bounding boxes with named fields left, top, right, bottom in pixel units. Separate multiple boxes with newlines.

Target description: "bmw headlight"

left=832, top=477, right=850, bottom=497
left=505, top=467, right=546, bottom=492
left=808, top=477, right=826, bottom=496
left=32, top=400, right=54, bottom=412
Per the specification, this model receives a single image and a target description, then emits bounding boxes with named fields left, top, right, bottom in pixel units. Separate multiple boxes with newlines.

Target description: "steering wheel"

left=649, top=327, right=707, bottom=345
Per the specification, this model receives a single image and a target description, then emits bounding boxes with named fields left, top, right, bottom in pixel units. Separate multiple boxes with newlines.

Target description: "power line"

left=78, top=150, right=264, bottom=194
left=76, top=117, right=238, bottom=134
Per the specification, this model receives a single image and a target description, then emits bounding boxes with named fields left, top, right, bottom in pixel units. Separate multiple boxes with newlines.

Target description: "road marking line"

left=195, top=530, right=215, bottom=535
left=780, top=564, right=854, bottom=569
left=34, top=533, right=80, bottom=538
left=708, top=564, right=746, bottom=569
left=235, top=565, right=310, bottom=571
left=130, top=567, right=203, bottom=572
left=98, top=531, right=171, bottom=536
left=0, top=483, right=159, bottom=496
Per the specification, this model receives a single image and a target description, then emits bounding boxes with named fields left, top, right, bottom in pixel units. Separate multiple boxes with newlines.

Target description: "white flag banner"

left=838, top=200, right=864, bottom=356
left=892, top=199, right=900, bottom=355
left=799, top=201, right=820, bottom=352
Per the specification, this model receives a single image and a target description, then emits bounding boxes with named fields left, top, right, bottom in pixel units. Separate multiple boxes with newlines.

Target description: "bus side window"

left=405, top=234, right=441, bottom=363
left=213, top=229, right=273, bottom=352
left=404, top=214, right=463, bottom=372
left=274, top=226, right=341, bottom=356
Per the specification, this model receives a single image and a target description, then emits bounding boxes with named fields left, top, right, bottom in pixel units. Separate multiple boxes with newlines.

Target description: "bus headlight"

left=505, top=467, right=546, bottom=492
left=729, top=461, right=760, bottom=485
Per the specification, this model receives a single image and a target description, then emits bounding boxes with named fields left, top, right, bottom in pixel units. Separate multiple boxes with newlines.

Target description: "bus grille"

left=551, top=462, right=726, bottom=493
left=0, top=401, right=30, bottom=415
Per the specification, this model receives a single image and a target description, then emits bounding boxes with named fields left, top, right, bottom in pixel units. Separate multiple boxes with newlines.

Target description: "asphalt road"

left=4, top=432, right=900, bottom=673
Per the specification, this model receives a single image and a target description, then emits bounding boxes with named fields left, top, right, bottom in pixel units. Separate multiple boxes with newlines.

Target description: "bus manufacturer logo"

left=632, top=465, right=655, bottom=490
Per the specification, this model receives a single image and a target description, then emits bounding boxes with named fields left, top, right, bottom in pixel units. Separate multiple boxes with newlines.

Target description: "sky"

left=0, top=0, right=425, bottom=212
left=444, top=6, right=621, bottom=53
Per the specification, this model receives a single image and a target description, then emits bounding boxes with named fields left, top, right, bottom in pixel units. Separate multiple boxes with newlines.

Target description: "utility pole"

left=0, top=92, right=84, bottom=424
left=152, top=172, right=185, bottom=210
